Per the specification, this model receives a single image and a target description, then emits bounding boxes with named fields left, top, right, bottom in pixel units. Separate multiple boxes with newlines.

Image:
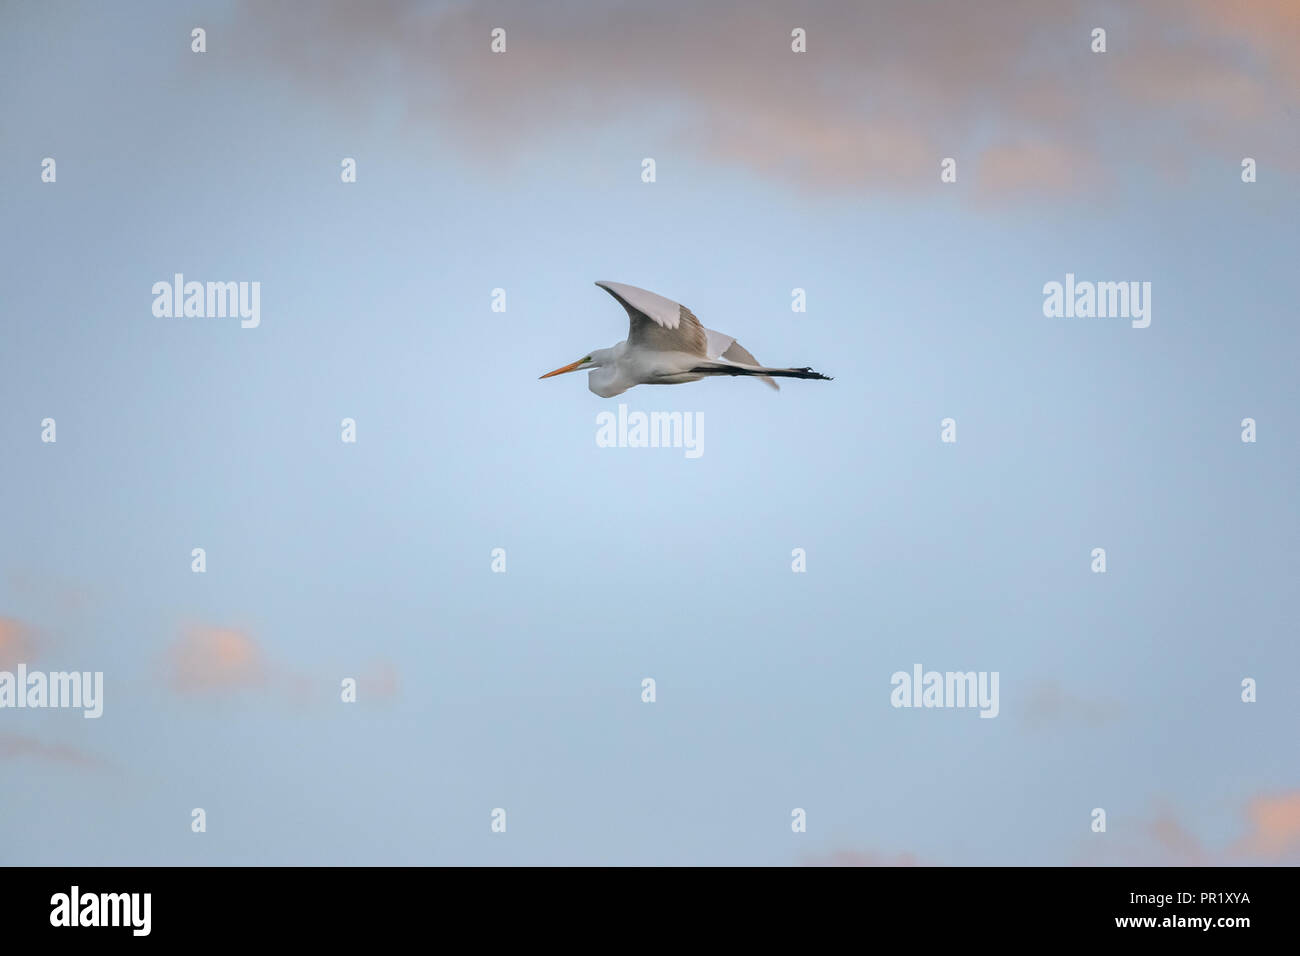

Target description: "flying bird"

left=540, top=281, right=832, bottom=398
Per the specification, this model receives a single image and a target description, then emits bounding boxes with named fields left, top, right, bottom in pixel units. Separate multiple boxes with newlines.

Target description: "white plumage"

left=539, top=281, right=831, bottom=398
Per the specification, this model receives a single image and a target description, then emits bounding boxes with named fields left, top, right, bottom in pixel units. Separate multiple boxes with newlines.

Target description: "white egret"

left=540, top=281, right=832, bottom=397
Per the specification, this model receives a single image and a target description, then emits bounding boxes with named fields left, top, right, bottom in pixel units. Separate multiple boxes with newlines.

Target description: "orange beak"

left=539, top=359, right=586, bottom=379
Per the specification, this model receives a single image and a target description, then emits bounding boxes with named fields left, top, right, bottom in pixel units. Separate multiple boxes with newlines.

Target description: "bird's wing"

left=704, top=328, right=734, bottom=358
left=705, top=328, right=779, bottom=391
left=595, top=281, right=708, bottom=357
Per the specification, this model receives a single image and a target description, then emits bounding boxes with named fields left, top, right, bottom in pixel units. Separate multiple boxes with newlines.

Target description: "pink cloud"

left=1077, top=792, right=1300, bottom=866
left=232, top=0, right=1299, bottom=195
left=0, top=617, right=35, bottom=669
left=977, top=141, right=1101, bottom=198
left=163, top=623, right=402, bottom=708
left=1234, top=791, right=1300, bottom=859
left=166, top=625, right=266, bottom=693
left=808, top=791, right=1300, bottom=866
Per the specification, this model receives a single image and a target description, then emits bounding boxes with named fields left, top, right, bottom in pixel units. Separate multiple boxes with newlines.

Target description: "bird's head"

left=539, top=350, right=605, bottom=380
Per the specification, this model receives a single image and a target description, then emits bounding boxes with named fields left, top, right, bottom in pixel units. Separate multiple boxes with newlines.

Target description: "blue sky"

left=1, top=0, right=1297, bottom=865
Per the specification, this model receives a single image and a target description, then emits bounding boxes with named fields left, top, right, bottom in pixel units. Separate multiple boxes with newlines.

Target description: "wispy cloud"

left=808, top=790, right=1300, bottom=866
left=1147, top=803, right=1208, bottom=865
left=0, top=617, right=35, bottom=670
left=1023, top=680, right=1122, bottom=728
left=1077, top=791, right=1300, bottom=865
left=162, top=623, right=401, bottom=708
left=1233, top=791, right=1300, bottom=859
left=0, top=733, right=106, bottom=770
left=233, top=0, right=1299, bottom=195
left=5, top=570, right=92, bottom=616
left=165, top=625, right=266, bottom=693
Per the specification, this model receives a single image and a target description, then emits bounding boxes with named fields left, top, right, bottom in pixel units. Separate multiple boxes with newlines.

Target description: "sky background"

left=1, top=0, right=1297, bottom=865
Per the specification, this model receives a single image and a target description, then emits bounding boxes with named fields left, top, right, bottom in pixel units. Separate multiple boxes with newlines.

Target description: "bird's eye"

left=581, top=356, right=592, bottom=363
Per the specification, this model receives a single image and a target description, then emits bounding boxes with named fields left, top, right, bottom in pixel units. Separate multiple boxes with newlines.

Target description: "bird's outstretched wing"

left=595, top=281, right=708, bottom=357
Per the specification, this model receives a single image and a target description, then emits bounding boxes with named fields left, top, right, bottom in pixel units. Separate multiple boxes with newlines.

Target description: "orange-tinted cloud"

left=1077, top=792, right=1300, bottom=866
left=1151, top=793, right=1300, bottom=863
left=163, top=622, right=403, bottom=708
left=166, top=625, right=266, bottom=693
left=1234, top=791, right=1300, bottom=859
left=0, top=617, right=35, bottom=669
left=811, top=791, right=1300, bottom=866
left=977, top=142, right=1101, bottom=198
left=233, top=0, right=1300, bottom=196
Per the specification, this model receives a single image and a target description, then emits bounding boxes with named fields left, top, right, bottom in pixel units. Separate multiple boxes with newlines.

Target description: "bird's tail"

left=689, top=361, right=832, bottom=383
